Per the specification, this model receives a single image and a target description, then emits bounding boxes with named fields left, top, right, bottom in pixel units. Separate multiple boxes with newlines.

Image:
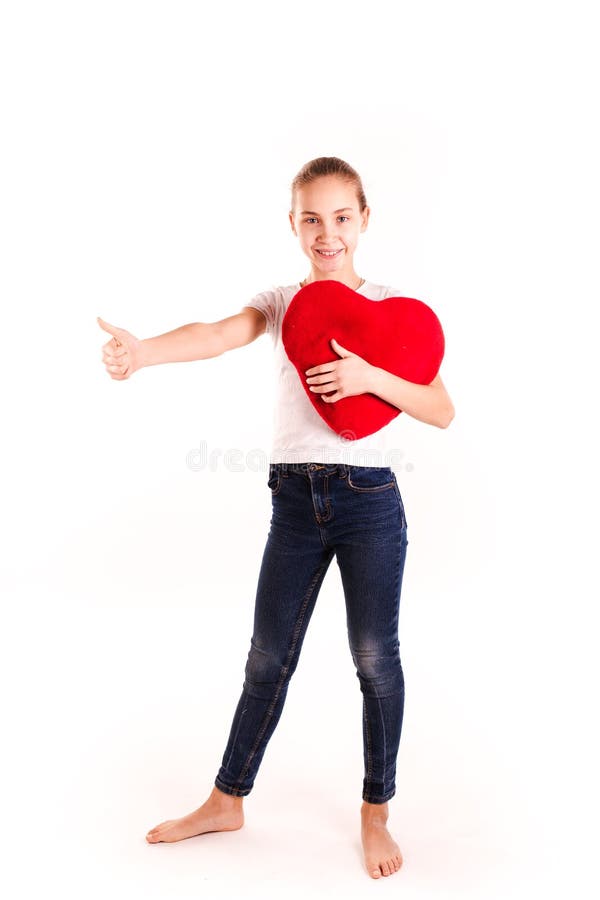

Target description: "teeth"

left=317, top=249, right=341, bottom=256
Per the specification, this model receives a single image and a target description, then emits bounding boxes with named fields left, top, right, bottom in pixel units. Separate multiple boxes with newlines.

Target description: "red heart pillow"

left=282, top=280, right=445, bottom=440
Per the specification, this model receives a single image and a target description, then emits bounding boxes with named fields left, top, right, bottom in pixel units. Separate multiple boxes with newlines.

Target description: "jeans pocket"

left=267, top=463, right=282, bottom=495
left=345, top=466, right=396, bottom=492
left=393, top=479, right=408, bottom=530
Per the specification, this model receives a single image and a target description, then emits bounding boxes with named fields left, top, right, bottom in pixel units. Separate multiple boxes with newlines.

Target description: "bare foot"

left=146, top=786, right=244, bottom=843
left=360, top=800, right=403, bottom=879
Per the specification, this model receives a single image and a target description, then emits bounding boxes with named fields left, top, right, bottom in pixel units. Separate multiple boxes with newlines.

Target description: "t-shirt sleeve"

left=384, top=285, right=404, bottom=298
left=242, top=289, right=281, bottom=338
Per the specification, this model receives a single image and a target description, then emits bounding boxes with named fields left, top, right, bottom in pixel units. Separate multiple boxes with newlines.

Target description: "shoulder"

left=242, top=284, right=300, bottom=335
left=247, top=283, right=299, bottom=303
left=360, top=281, right=404, bottom=300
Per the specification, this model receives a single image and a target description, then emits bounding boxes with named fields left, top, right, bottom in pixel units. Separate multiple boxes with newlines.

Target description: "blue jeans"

left=214, top=462, right=409, bottom=804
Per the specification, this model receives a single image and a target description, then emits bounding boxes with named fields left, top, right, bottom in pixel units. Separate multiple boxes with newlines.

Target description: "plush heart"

left=281, top=280, right=445, bottom=440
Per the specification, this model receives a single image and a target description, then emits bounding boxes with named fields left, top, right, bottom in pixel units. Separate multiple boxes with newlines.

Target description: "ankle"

left=211, top=785, right=244, bottom=807
left=361, top=800, right=388, bottom=818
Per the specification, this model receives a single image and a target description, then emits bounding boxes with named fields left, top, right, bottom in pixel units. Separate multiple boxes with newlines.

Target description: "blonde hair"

left=290, top=156, right=368, bottom=213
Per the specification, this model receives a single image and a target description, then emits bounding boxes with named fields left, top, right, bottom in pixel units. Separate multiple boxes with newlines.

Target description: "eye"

left=338, top=216, right=350, bottom=222
left=305, top=217, right=318, bottom=224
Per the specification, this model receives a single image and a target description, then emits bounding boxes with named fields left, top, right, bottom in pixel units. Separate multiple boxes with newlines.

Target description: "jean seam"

left=214, top=775, right=250, bottom=797
left=392, top=480, right=407, bottom=529
left=363, top=697, right=373, bottom=787
left=232, top=552, right=334, bottom=793
left=363, top=786, right=396, bottom=803
left=377, top=693, right=387, bottom=792
left=347, top=481, right=395, bottom=492
left=268, top=475, right=282, bottom=495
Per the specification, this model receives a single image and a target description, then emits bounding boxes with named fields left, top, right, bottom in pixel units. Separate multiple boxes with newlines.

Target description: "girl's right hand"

left=98, top=316, right=143, bottom=380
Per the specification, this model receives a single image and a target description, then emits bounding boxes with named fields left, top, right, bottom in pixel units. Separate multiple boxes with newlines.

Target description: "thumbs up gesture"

left=98, top=317, right=142, bottom=380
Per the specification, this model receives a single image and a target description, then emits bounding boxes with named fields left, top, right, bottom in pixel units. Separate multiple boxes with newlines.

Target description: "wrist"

left=367, top=364, right=384, bottom=395
left=138, top=338, right=153, bottom=368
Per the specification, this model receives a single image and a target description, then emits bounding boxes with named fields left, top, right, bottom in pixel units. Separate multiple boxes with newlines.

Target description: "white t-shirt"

left=244, top=280, right=409, bottom=466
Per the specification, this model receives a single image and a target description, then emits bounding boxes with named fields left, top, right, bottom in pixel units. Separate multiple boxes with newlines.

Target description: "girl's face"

left=289, top=176, right=370, bottom=279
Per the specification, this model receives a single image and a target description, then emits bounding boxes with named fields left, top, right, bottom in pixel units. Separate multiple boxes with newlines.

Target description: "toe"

left=147, top=821, right=170, bottom=841
left=371, top=866, right=381, bottom=878
left=382, top=860, right=391, bottom=876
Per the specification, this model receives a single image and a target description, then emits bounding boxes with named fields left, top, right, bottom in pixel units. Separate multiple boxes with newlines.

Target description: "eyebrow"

left=300, top=207, right=353, bottom=215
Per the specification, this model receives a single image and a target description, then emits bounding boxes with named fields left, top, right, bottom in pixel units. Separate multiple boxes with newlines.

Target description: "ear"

left=360, top=206, right=371, bottom=233
left=289, top=210, right=297, bottom=236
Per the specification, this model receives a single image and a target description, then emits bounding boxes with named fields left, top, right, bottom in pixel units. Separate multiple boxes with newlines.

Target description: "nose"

left=317, top=222, right=337, bottom=242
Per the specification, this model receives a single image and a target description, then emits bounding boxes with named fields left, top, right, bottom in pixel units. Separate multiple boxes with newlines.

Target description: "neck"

left=301, top=272, right=365, bottom=291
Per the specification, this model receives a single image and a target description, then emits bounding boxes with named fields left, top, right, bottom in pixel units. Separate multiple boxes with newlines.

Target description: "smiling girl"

left=99, top=156, right=454, bottom=879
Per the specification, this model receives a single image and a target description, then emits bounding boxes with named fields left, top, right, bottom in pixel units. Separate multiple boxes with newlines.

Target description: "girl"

left=98, top=157, right=454, bottom=879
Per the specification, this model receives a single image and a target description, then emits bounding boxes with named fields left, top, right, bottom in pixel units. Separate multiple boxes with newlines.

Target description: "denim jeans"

left=214, top=462, right=408, bottom=804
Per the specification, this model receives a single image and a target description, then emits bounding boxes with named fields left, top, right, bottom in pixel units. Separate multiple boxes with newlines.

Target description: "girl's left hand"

left=305, top=338, right=377, bottom=403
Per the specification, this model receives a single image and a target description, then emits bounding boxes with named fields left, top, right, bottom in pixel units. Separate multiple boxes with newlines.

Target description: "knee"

left=243, top=639, right=289, bottom=697
left=350, top=641, right=404, bottom=694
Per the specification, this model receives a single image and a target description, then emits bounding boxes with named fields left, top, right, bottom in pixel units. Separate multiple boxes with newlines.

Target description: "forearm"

left=139, top=322, right=222, bottom=367
left=369, top=367, right=455, bottom=428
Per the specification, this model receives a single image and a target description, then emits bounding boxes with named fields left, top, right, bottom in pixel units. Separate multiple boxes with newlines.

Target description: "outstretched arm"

left=137, top=307, right=266, bottom=366
left=98, top=306, right=267, bottom=380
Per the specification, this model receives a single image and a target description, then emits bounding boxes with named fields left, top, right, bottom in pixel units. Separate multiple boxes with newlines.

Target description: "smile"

left=316, top=249, right=343, bottom=257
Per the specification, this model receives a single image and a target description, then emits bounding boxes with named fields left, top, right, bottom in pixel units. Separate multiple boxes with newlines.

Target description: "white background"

left=1, top=1, right=598, bottom=897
